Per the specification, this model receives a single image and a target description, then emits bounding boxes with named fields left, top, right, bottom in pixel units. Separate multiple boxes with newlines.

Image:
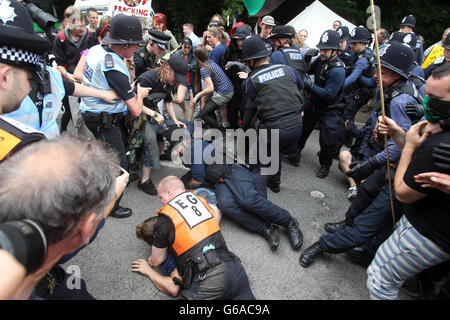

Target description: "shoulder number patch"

left=105, top=54, right=114, bottom=69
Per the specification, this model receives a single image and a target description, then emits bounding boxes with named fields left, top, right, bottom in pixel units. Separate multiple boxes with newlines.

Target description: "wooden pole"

left=369, top=0, right=396, bottom=227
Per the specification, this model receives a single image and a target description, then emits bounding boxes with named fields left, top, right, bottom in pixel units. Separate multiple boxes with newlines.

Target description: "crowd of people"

left=0, top=0, right=449, bottom=301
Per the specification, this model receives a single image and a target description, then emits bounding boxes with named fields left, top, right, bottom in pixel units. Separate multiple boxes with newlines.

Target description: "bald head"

left=157, top=176, right=186, bottom=205
left=0, top=134, right=118, bottom=244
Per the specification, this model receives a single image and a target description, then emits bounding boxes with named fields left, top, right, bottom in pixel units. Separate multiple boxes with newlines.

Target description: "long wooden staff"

left=369, top=0, right=396, bottom=227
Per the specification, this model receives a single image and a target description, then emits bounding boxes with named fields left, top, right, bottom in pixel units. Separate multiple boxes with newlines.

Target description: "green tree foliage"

left=30, top=0, right=449, bottom=46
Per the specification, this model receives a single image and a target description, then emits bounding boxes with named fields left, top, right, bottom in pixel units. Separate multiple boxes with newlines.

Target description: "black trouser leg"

left=199, top=98, right=221, bottom=129
left=60, top=96, right=72, bottom=133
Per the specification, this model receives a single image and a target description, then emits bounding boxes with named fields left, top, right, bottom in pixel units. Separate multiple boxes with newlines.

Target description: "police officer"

left=269, top=25, right=307, bottom=77
left=148, top=176, right=255, bottom=300
left=344, top=43, right=419, bottom=186
left=133, top=30, right=171, bottom=78
left=342, top=26, right=376, bottom=147
left=80, top=14, right=151, bottom=218
left=424, top=32, right=450, bottom=80
left=241, top=36, right=305, bottom=192
left=336, top=26, right=355, bottom=73
left=399, top=15, right=424, bottom=65
left=0, top=0, right=49, bottom=161
left=173, top=135, right=303, bottom=252
left=297, top=30, right=346, bottom=178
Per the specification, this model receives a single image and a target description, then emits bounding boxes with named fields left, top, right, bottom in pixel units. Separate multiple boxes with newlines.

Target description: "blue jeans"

left=320, top=186, right=403, bottom=254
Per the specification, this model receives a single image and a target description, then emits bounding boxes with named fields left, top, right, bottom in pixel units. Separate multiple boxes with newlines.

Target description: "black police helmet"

left=103, top=14, right=144, bottom=45
left=317, top=30, right=341, bottom=50
left=443, top=32, right=450, bottom=50
left=400, top=15, right=416, bottom=28
left=349, top=26, right=371, bottom=44
left=232, top=25, right=251, bottom=40
left=0, top=0, right=50, bottom=70
left=377, top=42, right=415, bottom=79
left=242, top=36, right=272, bottom=61
left=336, top=26, right=350, bottom=41
left=268, top=25, right=294, bottom=39
left=388, top=31, right=418, bottom=50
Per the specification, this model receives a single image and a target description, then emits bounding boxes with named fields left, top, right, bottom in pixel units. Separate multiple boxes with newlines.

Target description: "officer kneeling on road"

left=143, top=175, right=255, bottom=300
left=80, top=14, right=151, bottom=219
left=296, top=29, right=346, bottom=178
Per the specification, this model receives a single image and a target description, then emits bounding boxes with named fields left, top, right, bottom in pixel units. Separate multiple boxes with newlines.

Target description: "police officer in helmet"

left=133, top=30, right=171, bottom=78
left=80, top=14, right=151, bottom=218
left=341, top=26, right=376, bottom=147
left=296, top=29, right=346, bottom=178
left=336, top=26, right=354, bottom=72
left=399, top=15, right=424, bottom=65
left=0, top=0, right=49, bottom=160
left=241, top=36, right=305, bottom=193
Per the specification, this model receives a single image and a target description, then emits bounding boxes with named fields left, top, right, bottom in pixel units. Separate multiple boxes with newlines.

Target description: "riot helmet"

left=317, top=30, right=341, bottom=50
left=103, top=14, right=144, bottom=45
left=377, top=42, right=415, bottom=79
left=349, top=26, right=371, bottom=44
left=242, top=36, right=272, bottom=61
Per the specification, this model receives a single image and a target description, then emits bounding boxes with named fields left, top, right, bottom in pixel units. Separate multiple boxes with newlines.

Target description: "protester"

left=152, top=12, right=179, bottom=52
left=182, top=23, right=201, bottom=47
left=86, top=7, right=99, bottom=32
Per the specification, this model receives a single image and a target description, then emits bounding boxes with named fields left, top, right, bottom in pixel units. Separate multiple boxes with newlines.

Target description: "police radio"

left=35, top=60, right=52, bottom=96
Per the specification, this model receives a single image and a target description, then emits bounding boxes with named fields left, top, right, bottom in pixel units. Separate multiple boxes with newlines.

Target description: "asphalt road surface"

left=62, top=106, right=410, bottom=300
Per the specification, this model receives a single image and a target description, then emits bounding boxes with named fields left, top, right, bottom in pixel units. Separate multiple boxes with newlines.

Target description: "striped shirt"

left=200, top=60, right=234, bottom=94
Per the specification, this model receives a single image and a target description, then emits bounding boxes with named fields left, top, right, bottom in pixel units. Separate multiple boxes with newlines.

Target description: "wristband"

left=64, top=71, right=69, bottom=78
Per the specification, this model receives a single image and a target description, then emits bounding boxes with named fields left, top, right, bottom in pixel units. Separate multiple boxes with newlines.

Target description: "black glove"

left=225, top=61, right=251, bottom=73
left=432, top=143, right=450, bottom=173
left=303, top=75, right=314, bottom=90
left=346, top=157, right=381, bottom=183
left=439, top=118, right=450, bottom=131
left=304, top=48, right=319, bottom=63
left=405, top=102, right=425, bottom=123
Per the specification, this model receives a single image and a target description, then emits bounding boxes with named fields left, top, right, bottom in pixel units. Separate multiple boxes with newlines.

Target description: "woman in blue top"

left=192, top=45, right=234, bottom=130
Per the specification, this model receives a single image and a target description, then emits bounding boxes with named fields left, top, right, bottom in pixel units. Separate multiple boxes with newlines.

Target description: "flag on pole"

left=243, top=0, right=285, bottom=17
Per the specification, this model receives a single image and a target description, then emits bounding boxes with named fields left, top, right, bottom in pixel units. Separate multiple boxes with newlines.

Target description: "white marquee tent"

left=287, top=0, right=357, bottom=48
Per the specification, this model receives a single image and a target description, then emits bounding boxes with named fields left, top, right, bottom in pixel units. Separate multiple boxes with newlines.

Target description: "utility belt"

left=260, top=109, right=302, bottom=130
left=205, top=163, right=239, bottom=186
left=181, top=245, right=239, bottom=289
left=82, top=111, right=124, bottom=133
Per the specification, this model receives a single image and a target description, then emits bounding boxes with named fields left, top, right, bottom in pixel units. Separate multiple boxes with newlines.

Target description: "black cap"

left=103, top=14, right=144, bottom=45
left=0, top=0, right=50, bottom=70
left=242, top=36, right=272, bottom=61
left=168, top=54, right=188, bottom=86
left=232, top=25, right=251, bottom=39
left=317, top=30, right=341, bottom=50
left=377, top=42, right=415, bottom=79
left=400, top=15, right=416, bottom=28
left=336, top=26, right=350, bottom=41
left=148, top=30, right=171, bottom=50
left=268, top=25, right=294, bottom=39
left=349, top=26, right=371, bottom=44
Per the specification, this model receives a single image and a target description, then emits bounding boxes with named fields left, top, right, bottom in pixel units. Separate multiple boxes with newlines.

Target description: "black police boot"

left=316, top=165, right=329, bottom=178
left=288, top=157, right=300, bottom=167
left=110, top=206, right=132, bottom=218
left=267, top=180, right=280, bottom=193
left=299, top=242, right=324, bottom=268
left=138, top=179, right=157, bottom=196
left=345, top=246, right=374, bottom=268
left=324, top=220, right=347, bottom=234
left=286, top=218, right=303, bottom=250
left=261, top=224, right=280, bottom=251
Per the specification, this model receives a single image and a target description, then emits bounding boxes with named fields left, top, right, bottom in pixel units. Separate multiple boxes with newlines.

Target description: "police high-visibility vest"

left=0, top=115, right=45, bottom=162
left=5, top=66, right=64, bottom=139
left=157, top=191, right=220, bottom=256
left=422, top=45, right=444, bottom=69
left=80, top=44, right=129, bottom=114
